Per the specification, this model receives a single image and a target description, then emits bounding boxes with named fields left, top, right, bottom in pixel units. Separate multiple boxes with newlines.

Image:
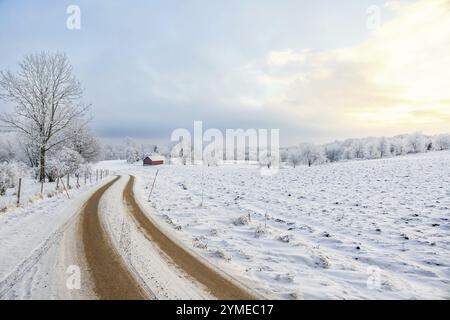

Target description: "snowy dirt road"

left=78, top=176, right=150, bottom=300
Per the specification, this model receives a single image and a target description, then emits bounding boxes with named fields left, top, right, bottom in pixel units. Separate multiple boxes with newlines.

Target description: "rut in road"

left=123, top=175, right=256, bottom=300
left=81, top=176, right=150, bottom=300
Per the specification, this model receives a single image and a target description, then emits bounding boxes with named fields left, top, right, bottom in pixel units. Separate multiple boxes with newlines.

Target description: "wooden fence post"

left=148, top=169, right=160, bottom=201
left=60, top=176, right=70, bottom=199
left=16, top=178, right=22, bottom=207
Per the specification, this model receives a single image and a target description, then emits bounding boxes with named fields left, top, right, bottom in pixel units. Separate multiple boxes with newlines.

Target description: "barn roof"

left=146, top=155, right=165, bottom=161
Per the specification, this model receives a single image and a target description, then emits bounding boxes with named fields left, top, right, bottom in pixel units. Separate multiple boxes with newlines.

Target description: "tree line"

left=282, top=132, right=450, bottom=168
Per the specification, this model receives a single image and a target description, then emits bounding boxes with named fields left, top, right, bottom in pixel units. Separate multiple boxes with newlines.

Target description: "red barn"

left=143, top=155, right=165, bottom=166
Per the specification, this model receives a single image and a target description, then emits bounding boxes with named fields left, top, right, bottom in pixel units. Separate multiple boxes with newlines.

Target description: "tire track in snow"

left=124, top=175, right=256, bottom=300
left=81, top=176, right=150, bottom=300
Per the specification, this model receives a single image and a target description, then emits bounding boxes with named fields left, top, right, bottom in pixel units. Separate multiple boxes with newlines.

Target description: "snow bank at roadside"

left=0, top=178, right=111, bottom=299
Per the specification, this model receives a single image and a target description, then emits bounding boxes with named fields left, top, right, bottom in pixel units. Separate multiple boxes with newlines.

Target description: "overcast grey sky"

left=1, top=0, right=448, bottom=146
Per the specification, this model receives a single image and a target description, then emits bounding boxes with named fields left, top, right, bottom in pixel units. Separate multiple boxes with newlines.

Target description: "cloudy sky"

left=0, top=0, right=449, bottom=145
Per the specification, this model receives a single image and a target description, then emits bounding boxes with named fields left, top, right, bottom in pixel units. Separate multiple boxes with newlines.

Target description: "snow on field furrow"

left=100, top=152, right=450, bottom=299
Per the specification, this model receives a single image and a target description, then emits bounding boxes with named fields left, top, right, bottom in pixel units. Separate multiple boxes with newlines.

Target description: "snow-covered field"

left=104, top=151, right=450, bottom=299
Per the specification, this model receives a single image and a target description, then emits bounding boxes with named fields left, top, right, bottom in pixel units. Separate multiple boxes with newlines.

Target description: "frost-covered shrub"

left=433, top=134, right=450, bottom=151
left=192, top=236, right=208, bottom=249
left=125, top=146, right=140, bottom=164
left=377, top=137, right=391, bottom=158
left=254, top=224, right=270, bottom=238
left=161, top=214, right=175, bottom=226
left=406, top=132, right=427, bottom=153
left=324, top=143, right=343, bottom=162
left=277, top=235, right=291, bottom=243
left=258, top=152, right=277, bottom=169
left=211, top=249, right=231, bottom=261
left=298, top=143, right=325, bottom=166
left=287, top=147, right=302, bottom=168
left=46, top=147, right=83, bottom=181
left=284, top=132, right=447, bottom=166
left=274, top=273, right=295, bottom=283
left=233, top=215, right=250, bottom=226
left=389, top=137, right=408, bottom=156
left=77, top=163, right=93, bottom=178
left=0, top=161, right=27, bottom=195
left=364, top=140, right=381, bottom=159
left=203, top=146, right=222, bottom=166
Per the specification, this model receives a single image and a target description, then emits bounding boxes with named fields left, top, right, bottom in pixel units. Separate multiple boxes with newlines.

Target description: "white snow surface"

left=102, top=152, right=450, bottom=299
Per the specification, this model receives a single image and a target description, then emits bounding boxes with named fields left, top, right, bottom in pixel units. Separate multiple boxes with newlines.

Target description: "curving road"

left=76, top=175, right=256, bottom=300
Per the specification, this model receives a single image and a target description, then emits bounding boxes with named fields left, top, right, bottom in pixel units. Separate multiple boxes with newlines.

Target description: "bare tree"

left=0, top=52, right=89, bottom=181
left=299, top=143, right=325, bottom=167
left=287, top=147, right=302, bottom=168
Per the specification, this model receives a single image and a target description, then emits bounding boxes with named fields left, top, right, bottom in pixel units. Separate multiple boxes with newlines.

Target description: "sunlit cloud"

left=250, top=0, right=450, bottom=139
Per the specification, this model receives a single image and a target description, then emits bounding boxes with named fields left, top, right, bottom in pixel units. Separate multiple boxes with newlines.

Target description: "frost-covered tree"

left=0, top=52, right=89, bottom=181
left=299, top=143, right=325, bottom=167
left=351, top=140, right=366, bottom=159
left=123, top=138, right=140, bottom=164
left=203, top=150, right=220, bottom=166
left=258, top=149, right=277, bottom=169
left=433, top=134, right=450, bottom=151
left=364, top=141, right=379, bottom=159
left=46, top=147, right=83, bottom=181
left=125, top=147, right=140, bottom=164
left=67, top=122, right=102, bottom=162
left=0, top=132, right=19, bottom=162
left=103, top=143, right=125, bottom=160
left=324, top=142, right=343, bottom=162
left=0, top=161, right=28, bottom=195
left=377, top=137, right=391, bottom=158
left=287, top=147, right=302, bottom=168
left=203, top=142, right=223, bottom=167
left=389, top=136, right=408, bottom=156
left=77, top=162, right=93, bottom=182
left=406, top=132, right=427, bottom=153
